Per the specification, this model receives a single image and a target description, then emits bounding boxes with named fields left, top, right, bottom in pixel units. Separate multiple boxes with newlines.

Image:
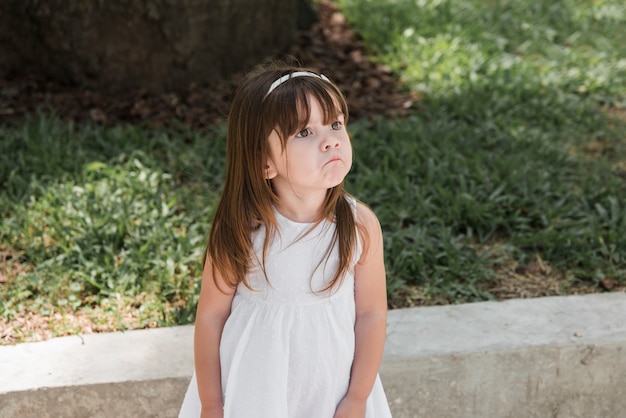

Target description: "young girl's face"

left=266, top=96, right=352, bottom=198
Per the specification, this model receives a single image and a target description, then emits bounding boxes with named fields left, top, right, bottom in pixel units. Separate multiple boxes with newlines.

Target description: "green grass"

left=336, top=0, right=626, bottom=297
left=1, top=0, right=626, bottom=341
left=0, top=116, right=227, bottom=333
left=348, top=112, right=625, bottom=301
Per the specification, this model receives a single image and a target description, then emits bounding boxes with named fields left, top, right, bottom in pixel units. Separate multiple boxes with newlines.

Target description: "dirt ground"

left=0, top=1, right=417, bottom=128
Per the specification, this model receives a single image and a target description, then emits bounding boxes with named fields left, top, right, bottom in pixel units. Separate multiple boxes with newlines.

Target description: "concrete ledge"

left=1, top=293, right=625, bottom=417
left=381, top=292, right=626, bottom=418
left=0, top=379, right=188, bottom=418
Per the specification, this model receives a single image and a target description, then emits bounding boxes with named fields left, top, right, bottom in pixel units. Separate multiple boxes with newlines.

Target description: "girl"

left=179, top=63, right=392, bottom=418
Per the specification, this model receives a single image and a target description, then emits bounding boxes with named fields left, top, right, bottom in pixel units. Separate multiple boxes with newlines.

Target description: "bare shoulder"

left=355, top=200, right=382, bottom=232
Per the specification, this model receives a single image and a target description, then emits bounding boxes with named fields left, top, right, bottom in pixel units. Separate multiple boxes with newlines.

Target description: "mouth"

left=325, top=156, right=342, bottom=165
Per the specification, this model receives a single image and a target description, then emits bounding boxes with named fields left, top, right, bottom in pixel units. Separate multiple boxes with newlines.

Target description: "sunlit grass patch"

left=0, top=116, right=227, bottom=342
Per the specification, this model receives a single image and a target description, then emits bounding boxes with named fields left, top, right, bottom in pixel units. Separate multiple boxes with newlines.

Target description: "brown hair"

left=206, top=62, right=360, bottom=292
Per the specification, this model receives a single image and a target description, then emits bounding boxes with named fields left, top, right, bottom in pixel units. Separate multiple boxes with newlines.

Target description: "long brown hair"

left=206, top=62, right=360, bottom=292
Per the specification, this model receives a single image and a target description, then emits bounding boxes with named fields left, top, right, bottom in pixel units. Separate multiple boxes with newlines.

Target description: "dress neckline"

left=273, top=206, right=318, bottom=226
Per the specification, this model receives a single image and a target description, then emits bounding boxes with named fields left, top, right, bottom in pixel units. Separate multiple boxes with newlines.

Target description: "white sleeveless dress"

left=179, top=199, right=392, bottom=417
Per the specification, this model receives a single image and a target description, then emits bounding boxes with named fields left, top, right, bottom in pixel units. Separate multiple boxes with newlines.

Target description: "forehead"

left=296, top=94, right=343, bottom=122
left=294, top=84, right=346, bottom=124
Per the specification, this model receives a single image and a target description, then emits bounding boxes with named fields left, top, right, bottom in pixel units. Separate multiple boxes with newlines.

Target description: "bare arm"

left=335, top=203, right=388, bottom=418
left=194, top=255, right=236, bottom=418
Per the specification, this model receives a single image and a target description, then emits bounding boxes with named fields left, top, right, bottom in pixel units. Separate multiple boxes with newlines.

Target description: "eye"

left=331, top=121, right=343, bottom=130
left=295, top=128, right=313, bottom=138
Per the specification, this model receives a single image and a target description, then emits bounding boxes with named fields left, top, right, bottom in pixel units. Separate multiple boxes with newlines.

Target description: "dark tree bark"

left=0, top=0, right=314, bottom=94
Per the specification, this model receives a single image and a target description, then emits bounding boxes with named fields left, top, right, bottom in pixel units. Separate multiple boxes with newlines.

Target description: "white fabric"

left=179, top=198, right=392, bottom=417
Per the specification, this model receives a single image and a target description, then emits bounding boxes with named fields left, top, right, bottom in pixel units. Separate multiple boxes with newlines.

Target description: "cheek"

left=268, top=129, right=290, bottom=153
left=345, top=142, right=354, bottom=164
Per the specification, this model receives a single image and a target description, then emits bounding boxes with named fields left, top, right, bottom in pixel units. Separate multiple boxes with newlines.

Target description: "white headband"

left=265, top=71, right=330, bottom=98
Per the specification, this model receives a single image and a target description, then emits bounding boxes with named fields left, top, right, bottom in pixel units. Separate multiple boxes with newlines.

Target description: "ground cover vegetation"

left=1, top=0, right=625, bottom=343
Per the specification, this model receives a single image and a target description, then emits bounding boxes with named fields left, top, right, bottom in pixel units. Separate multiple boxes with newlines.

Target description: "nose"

left=321, top=135, right=340, bottom=151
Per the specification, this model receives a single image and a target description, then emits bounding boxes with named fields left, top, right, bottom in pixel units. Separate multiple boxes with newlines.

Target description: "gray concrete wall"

left=0, top=379, right=188, bottom=418
left=1, top=293, right=625, bottom=418
left=382, top=342, right=626, bottom=418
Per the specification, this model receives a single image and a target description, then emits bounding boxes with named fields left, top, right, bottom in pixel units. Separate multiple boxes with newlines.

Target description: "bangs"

left=265, top=77, right=349, bottom=144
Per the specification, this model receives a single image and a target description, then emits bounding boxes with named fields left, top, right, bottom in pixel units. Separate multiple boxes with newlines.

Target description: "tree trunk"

left=0, top=0, right=307, bottom=94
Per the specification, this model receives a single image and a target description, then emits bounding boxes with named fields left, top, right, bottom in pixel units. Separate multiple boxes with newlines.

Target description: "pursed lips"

left=324, top=155, right=342, bottom=165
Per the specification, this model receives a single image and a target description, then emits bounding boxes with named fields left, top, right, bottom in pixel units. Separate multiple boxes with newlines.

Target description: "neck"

left=274, top=191, right=328, bottom=223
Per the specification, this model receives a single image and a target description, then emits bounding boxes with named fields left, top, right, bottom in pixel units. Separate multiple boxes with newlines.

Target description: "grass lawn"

left=1, top=0, right=625, bottom=343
